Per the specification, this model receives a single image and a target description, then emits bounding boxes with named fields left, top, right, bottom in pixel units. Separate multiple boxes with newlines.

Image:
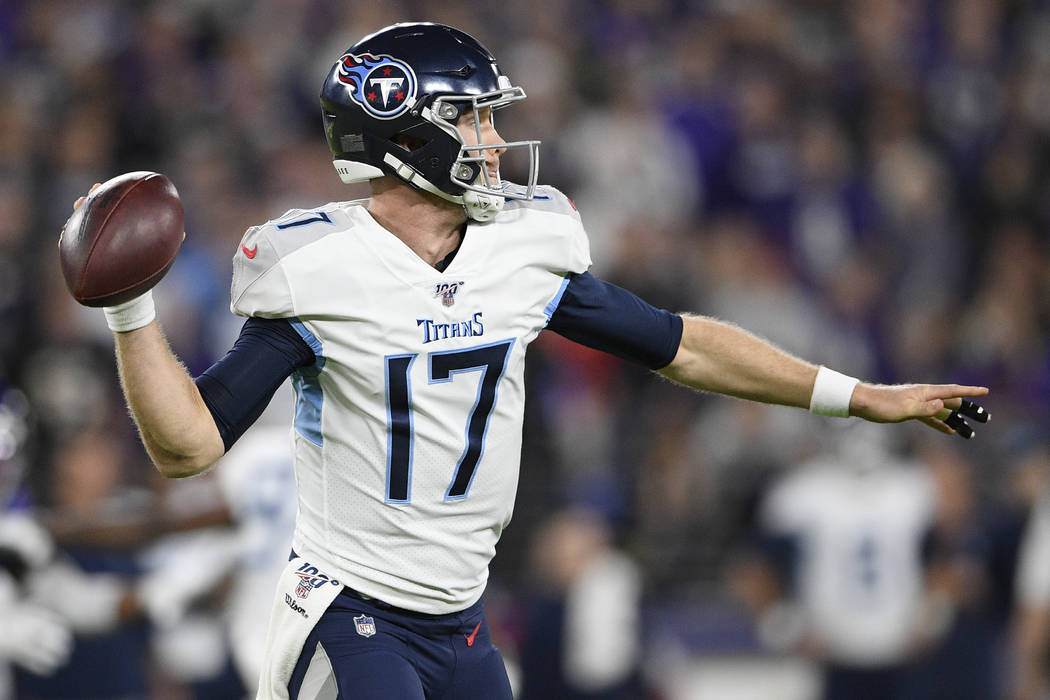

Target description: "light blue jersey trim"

left=542, top=275, right=572, bottom=323
left=290, top=320, right=325, bottom=447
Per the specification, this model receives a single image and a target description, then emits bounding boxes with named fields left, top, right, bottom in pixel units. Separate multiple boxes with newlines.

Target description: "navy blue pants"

left=287, top=588, right=513, bottom=699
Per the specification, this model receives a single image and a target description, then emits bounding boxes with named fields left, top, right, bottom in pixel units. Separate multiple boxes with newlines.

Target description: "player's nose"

left=483, top=122, right=507, bottom=156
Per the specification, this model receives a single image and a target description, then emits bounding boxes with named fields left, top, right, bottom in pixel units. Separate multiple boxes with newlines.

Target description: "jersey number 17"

left=384, top=339, right=514, bottom=503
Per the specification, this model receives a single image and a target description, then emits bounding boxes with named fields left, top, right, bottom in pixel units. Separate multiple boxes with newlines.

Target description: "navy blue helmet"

left=320, top=22, right=539, bottom=221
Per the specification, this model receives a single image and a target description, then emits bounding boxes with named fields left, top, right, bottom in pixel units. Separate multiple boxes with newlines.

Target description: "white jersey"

left=214, top=424, right=297, bottom=689
left=230, top=187, right=590, bottom=613
left=761, top=460, right=935, bottom=666
left=1016, top=494, right=1050, bottom=607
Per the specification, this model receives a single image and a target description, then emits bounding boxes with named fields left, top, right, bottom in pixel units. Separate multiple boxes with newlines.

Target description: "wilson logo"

left=284, top=593, right=308, bottom=618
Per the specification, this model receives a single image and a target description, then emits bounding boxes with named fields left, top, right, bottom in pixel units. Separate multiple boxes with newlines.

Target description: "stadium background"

left=1, top=0, right=1049, bottom=698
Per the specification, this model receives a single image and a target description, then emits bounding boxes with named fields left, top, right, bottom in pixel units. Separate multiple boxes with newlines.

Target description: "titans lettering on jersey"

left=229, top=187, right=591, bottom=614
left=417, top=312, right=484, bottom=344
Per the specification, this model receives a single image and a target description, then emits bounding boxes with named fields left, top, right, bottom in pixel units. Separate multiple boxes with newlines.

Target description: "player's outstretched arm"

left=658, top=314, right=989, bottom=438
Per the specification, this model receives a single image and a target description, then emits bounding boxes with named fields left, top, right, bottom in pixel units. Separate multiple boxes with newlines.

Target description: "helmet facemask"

left=423, top=81, right=540, bottom=221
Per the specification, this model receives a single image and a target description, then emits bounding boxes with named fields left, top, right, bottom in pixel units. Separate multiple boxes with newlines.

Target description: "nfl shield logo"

left=295, top=580, right=312, bottom=598
left=353, top=614, right=377, bottom=638
left=435, top=281, right=464, bottom=307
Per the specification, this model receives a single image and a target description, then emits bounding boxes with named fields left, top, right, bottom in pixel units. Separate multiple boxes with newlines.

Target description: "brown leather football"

left=59, top=171, right=184, bottom=307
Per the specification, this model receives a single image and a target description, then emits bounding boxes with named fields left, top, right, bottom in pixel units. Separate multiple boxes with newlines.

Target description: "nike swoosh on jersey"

left=241, top=244, right=258, bottom=259
left=464, top=620, right=482, bottom=647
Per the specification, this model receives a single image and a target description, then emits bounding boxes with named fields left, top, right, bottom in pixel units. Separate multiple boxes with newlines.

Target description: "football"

left=59, top=171, right=184, bottom=307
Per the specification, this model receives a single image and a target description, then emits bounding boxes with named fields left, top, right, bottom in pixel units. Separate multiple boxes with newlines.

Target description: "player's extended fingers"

left=933, top=405, right=983, bottom=439
left=944, top=411, right=975, bottom=439
left=959, top=398, right=990, bottom=423
left=923, top=385, right=989, bottom=403
left=919, top=415, right=955, bottom=436
left=917, top=386, right=989, bottom=419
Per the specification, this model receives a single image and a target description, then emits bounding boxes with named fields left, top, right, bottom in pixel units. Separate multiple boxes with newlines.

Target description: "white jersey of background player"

left=761, top=423, right=936, bottom=666
left=230, top=189, right=589, bottom=613
left=214, top=423, right=297, bottom=689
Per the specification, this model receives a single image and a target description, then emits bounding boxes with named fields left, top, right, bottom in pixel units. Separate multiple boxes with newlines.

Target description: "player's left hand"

left=849, top=383, right=990, bottom=439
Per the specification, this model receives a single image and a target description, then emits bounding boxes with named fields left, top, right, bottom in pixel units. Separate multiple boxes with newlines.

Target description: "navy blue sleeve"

left=545, top=272, right=683, bottom=369
left=195, top=317, right=316, bottom=451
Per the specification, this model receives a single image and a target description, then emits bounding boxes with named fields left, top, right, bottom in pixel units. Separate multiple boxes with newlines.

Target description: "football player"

left=758, top=423, right=941, bottom=699
left=67, top=22, right=990, bottom=700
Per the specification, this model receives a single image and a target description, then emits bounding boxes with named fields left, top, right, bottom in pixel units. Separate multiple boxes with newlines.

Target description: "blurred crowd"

left=1, top=0, right=1049, bottom=698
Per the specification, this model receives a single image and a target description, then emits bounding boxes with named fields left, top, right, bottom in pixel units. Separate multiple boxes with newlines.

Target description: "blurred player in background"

left=756, top=423, right=940, bottom=700
left=749, top=426, right=1006, bottom=700
left=0, top=387, right=72, bottom=696
left=64, top=21, right=990, bottom=699
left=33, top=414, right=297, bottom=698
left=519, top=507, right=644, bottom=700
left=1010, top=445, right=1050, bottom=700
left=213, top=422, right=297, bottom=693
left=0, top=386, right=141, bottom=699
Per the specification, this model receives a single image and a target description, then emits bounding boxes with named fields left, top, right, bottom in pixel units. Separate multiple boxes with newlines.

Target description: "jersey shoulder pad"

left=502, top=183, right=582, bottom=220
left=503, top=185, right=590, bottom=274
left=230, top=201, right=361, bottom=317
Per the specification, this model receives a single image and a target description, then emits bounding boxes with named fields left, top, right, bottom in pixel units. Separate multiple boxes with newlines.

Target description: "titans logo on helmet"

left=336, top=53, right=417, bottom=119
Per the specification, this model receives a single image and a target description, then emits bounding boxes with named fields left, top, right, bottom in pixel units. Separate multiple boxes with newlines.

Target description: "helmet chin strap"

left=380, top=153, right=505, bottom=222
left=461, top=188, right=504, bottom=222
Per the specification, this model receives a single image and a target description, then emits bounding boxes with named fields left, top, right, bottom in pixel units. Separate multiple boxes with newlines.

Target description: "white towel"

left=256, top=553, right=345, bottom=699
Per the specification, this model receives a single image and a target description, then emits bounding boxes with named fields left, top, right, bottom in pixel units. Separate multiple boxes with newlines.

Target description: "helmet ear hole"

left=392, top=132, right=427, bottom=152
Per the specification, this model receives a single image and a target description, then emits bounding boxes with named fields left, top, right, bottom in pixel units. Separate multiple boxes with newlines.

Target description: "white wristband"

left=103, top=291, right=156, bottom=332
left=809, top=365, right=859, bottom=418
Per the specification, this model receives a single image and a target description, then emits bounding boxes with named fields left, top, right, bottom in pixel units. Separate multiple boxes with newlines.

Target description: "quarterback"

left=69, top=22, right=989, bottom=700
